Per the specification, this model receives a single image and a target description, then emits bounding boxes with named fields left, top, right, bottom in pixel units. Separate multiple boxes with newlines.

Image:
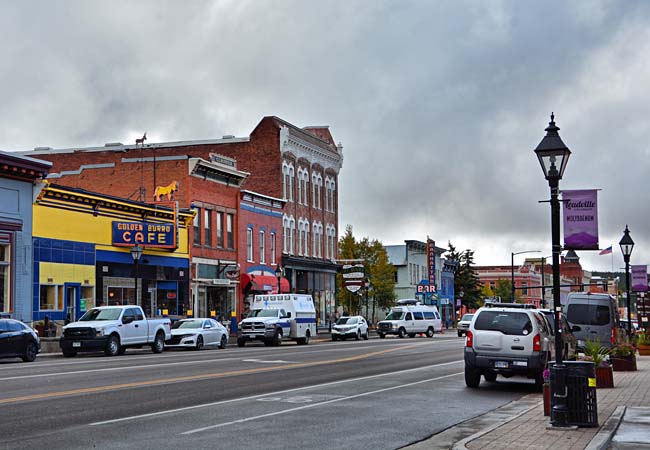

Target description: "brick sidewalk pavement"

left=463, top=355, right=650, bottom=450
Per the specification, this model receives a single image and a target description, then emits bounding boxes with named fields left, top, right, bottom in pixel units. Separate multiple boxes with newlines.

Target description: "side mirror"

left=122, top=316, right=135, bottom=324
left=286, top=312, right=291, bottom=318
left=571, top=325, right=581, bottom=332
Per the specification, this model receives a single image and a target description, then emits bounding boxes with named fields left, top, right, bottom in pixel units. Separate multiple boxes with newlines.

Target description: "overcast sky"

left=2, top=1, right=650, bottom=272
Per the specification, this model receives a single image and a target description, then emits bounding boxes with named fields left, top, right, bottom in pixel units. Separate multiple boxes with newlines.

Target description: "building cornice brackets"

left=279, top=125, right=343, bottom=174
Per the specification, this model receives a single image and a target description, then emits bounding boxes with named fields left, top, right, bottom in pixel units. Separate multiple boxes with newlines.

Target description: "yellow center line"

left=0, top=342, right=425, bottom=405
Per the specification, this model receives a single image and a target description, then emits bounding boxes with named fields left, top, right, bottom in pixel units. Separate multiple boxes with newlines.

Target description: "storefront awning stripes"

left=240, top=274, right=290, bottom=294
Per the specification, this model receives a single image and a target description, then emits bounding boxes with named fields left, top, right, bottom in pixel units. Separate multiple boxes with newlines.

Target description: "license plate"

left=494, top=361, right=509, bottom=368
left=72, top=342, right=81, bottom=348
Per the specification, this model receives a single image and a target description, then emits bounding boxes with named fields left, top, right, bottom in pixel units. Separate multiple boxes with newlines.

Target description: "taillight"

left=533, top=333, right=541, bottom=352
left=466, top=330, right=473, bottom=348
left=611, top=327, right=616, bottom=344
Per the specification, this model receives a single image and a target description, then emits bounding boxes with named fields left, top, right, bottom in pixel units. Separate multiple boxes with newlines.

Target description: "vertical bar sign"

left=427, top=238, right=436, bottom=291
left=561, top=189, right=599, bottom=250
left=631, top=265, right=648, bottom=292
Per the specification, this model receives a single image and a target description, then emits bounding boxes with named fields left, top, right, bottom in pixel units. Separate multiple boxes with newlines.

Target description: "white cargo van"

left=237, top=294, right=316, bottom=346
left=377, top=300, right=442, bottom=338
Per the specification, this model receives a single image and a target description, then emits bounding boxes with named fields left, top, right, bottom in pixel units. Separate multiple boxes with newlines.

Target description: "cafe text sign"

left=112, top=221, right=176, bottom=249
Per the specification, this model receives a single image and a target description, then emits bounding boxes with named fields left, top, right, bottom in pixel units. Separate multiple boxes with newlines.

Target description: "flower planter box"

left=611, top=355, right=637, bottom=371
left=543, top=384, right=551, bottom=416
left=595, top=365, right=614, bottom=388
left=638, top=344, right=650, bottom=356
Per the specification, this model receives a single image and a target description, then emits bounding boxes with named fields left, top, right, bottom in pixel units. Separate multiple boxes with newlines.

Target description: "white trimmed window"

left=282, top=162, right=294, bottom=202
left=312, top=173, right=322, bottom=210
left=247, top=227, right=254, bottom=262
left=259, top=230, right=265, bottom=264
left=271, top=232, right=276, bottom=265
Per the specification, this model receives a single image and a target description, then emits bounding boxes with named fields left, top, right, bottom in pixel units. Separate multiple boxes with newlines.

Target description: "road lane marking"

left=0, top=342, right=429, bottom=405
left=90, top=359, right=462, bottom=425
left=182, top=372, right=464, bottom=435
left=242, top=359, right=296, bottom=364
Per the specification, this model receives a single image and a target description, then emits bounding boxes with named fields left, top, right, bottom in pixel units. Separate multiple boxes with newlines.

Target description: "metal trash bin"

left=551, top=361, right=598, bottom=427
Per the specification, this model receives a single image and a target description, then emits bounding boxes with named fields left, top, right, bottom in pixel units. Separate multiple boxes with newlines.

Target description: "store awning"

left=240, top=274, right=290, bottom=294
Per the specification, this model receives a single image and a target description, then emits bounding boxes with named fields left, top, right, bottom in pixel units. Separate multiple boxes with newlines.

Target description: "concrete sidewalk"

left=407, top=355, right=650, bottom=450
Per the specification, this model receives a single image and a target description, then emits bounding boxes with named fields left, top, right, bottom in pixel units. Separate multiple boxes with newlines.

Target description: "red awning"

left=240, top=274, right=290, bottom=294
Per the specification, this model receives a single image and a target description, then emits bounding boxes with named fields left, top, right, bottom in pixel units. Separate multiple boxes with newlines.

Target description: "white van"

left=563, top=292, right=623, bottom=350
left=377, top=300, right=443, bottom=338
left=237, top=294, right=317, bottom=346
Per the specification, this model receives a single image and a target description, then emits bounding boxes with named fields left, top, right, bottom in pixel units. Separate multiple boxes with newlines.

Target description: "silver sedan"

left=165, top=318, right=229, bottom=350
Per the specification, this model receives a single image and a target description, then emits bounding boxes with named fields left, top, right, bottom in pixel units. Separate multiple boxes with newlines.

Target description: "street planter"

left=611, top=355, right=637, bottom=371
left=595, top=365, right=614, bottom=388
left=543, top=384, right=551, bottom=416
left=638, top=344, right=650, bottom=356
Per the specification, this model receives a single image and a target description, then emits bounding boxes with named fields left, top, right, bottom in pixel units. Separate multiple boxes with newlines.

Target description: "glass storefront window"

left=0, top=242, right=10, bottom=313
left=107, top=287, right=136, bottom=306
left=40, top=285, right=58, bottom=310
left=80, top=286, right=95, bottom=310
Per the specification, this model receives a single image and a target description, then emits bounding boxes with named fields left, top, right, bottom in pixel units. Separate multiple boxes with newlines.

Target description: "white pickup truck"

left=59, top=306, right=171, bottom=357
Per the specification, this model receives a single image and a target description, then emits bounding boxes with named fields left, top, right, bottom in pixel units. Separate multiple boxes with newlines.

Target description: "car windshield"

left=567, top=304, right=610, bottom=326
left=78, top=308, right=123, bottom=321
left=461, top=314, right=474, bottom=322
left=172, top=320, right=203, bottom=329
left=248, top=309, right=279, bottom=318
left=336, top=317, right=357, bottom=325
left=474, top=311, right=533, bottom=336
left=385, top=311, right=405, bottom=321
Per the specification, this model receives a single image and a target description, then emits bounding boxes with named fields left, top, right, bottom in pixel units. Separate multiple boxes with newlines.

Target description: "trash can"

left=550, top=361, right=598, bottom=427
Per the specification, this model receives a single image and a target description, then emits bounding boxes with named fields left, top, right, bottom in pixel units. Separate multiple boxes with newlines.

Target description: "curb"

left=452, top=398, right=542, bottom=450
left=584, top=405, right=626, bottom=450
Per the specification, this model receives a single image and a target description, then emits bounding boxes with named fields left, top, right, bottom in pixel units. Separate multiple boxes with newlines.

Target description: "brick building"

left=23, top=115, right=344, bottom=325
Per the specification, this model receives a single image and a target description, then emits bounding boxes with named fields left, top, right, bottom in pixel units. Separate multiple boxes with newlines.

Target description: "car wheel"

left=458, top=331, right=463, bottom=337
left=105, top=335, right=120, bottom=357
left=151, top=332, right=165, bottom=354
left=426, top=327, right=434, bottom=338
left=195, top=336, right=204, bottom=351
left=274, top=329, right=283, bottom=346
left=237, top=338, right=246, bottom=347
left=378, top=333, right=385, bottom=339
left=356, top=330, right=361, bottom=340
left=465, top=366, right=481, bottom=388
left=484, top=371, right=497, bottom=382
left=363, top=331, right=369, bottom=340
left=303, top=330, right=310, bottom=345
left=219, top=334, right=228, bottom=349
left=62, top=350, right=77, bottom=357
left=398, top=328, right=406, bottom=338
left=22, top=341, right=38, bottom=362
left=331, top=335, right=338, bottom=341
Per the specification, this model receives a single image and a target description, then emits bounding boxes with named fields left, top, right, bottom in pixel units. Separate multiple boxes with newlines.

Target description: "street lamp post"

left=511, top=250, right=540, bottom=302
left=130, top=244, right=143, bottom=306
left=534, top=113, right=571, bottom=428
left=275, top=265, right=284, bottom=294
left=619, top=225, right=635, bottom=336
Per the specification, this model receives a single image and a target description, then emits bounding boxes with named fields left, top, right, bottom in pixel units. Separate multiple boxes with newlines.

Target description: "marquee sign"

left=112, top=221, right=176, bottom=249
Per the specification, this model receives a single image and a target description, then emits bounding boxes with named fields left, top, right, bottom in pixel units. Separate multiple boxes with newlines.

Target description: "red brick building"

left=23, top=116, right=344, bottom=324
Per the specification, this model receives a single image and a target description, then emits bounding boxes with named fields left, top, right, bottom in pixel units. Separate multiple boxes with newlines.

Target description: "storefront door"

left=65, top=284, right=80, bottom=321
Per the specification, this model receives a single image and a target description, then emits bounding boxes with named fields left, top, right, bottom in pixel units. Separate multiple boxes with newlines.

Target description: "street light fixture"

left=275, top=265, right=284, bottom=294
left=511, top=250, right=540, bottom=302
left=130, top=244, right=143, bottom=305
left=534, top=112, right=571, bottom=428
left=619, top=225, right=635, bottom=336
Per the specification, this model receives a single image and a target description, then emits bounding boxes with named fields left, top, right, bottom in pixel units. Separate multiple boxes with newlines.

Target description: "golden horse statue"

left=153, top=180, right=179, bottom=202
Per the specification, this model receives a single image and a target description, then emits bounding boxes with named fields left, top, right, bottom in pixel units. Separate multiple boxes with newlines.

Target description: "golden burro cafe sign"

left=112, top=221, right=176, bottom=249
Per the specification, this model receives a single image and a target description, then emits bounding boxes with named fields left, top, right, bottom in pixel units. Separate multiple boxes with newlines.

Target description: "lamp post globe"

left=534, top=113, right=571, bottom=428
left=619, top=225, right=635, bottom=336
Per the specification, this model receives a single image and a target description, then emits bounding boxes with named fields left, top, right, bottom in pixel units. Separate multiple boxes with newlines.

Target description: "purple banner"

left=562, top=189, right=599, bottom=250
left=632, top=265, right=648, bottom=292
left=427, top=239, right=436, bottom=291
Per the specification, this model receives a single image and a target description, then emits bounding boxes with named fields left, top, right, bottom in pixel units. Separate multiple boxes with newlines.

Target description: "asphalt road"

left=0, top=335, right=538, bottom=450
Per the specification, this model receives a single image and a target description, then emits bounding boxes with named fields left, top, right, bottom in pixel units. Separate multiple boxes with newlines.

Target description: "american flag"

left=599, top=245, right=612, bottom=255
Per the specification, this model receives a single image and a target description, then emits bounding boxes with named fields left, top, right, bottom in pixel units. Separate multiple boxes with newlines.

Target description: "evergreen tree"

left=446, top=242, right=482, bottom=310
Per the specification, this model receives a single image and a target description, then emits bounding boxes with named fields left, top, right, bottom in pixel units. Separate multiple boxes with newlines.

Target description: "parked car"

left=60, top=306, right=171, bottom=357
left=331, top=316, right=369, bottom=341
left=457, top=314, right=474, bottom=337
left=377, top=300, right=442, bottom=338
left=563, top=292, right=623, bottom=350
left=165, top=318, right=228, bottom=350
left=0, top=319, right=40, bottom=362
left=539, top=309, right=577, bottom=360
left=464, top=303, right=553, bottom=391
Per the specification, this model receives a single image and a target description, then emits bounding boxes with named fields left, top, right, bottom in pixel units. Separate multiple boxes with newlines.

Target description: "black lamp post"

left=130, top=244, right=143, bottom=305
left=511, top=250, right=540, bottom=302
left=619, top=225, right=634, bottom=336
left=534, top=113, right=571, bottom=428
left=275, top=265, right=283, bottom=294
